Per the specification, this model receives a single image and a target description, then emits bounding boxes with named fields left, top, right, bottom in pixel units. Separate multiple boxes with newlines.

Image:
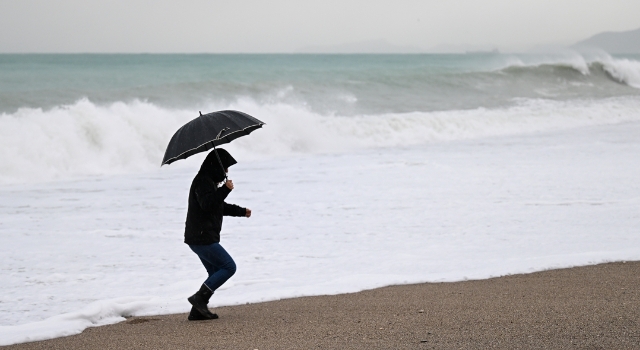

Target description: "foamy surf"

left=2, top=121, right=640, bottom=345
left=0, top=297, right=160, bottom=346
left=2, top=96, right=640, bottom=184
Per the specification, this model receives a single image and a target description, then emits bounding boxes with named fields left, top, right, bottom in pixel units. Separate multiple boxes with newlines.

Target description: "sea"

left=1, top=52, right=640, bottom=345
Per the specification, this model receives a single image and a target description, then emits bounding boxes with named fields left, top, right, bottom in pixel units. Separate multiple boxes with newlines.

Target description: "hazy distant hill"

left=573, top=27, right=640, bottom=54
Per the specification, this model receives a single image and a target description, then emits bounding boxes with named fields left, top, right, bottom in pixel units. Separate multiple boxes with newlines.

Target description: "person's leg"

left=187, top=251, right=222, bottom=320
left=197, top=254, right=220, bottom=279
left=189, top=243, right=237, bottom=292
left=187, top=243, right=237, bottom=319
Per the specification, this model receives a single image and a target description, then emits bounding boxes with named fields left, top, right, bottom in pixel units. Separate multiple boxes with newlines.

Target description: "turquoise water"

left=2, top=53, right=639, bottom=115
left=1, top=53, right=639, bottom=183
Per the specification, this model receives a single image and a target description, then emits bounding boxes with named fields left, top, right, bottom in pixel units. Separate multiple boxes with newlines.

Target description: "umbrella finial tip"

left=199, top=111, right=203, bottom=116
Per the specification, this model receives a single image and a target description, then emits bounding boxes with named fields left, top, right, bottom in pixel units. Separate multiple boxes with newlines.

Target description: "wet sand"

left=5, top=261, right=640, bottom=349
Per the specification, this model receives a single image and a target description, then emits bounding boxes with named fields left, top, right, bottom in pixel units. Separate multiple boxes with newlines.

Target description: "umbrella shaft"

left=212, top=144, right=228, bottom=182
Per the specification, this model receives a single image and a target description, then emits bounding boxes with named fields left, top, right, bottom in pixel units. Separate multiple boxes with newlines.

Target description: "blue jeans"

left=189, top=243, right=236, bottom=293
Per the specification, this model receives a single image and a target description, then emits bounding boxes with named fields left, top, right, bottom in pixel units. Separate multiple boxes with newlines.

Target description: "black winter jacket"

left=184, top=148, right=246, bottom=245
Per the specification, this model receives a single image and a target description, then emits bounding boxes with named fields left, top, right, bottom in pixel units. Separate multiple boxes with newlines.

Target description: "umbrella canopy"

left=161, top=110, right=265, bottom=166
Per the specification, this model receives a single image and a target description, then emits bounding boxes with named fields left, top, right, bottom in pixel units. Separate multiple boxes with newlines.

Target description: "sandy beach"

left=4, top=261, right=638, bottom=349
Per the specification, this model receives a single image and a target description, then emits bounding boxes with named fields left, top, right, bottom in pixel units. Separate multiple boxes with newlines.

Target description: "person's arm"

left=195, top=179, right=232, bottom=211
left=223, top=202, right=250, bottom=217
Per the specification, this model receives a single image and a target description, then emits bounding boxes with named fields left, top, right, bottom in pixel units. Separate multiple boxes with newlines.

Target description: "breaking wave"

left=2, top=95, right=640, bottom=184
left=496, top=54, right=640, bottom=88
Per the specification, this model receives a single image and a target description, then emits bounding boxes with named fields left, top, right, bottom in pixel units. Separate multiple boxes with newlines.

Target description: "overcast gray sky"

left=1, top=0, right=639, bottom=53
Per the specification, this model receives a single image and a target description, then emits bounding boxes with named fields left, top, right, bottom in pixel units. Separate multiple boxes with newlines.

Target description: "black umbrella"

left=161, top=110, right=265, bottom=171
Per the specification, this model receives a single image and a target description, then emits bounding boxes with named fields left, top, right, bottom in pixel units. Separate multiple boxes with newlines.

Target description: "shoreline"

left=4, top=261, right=640, bottom=349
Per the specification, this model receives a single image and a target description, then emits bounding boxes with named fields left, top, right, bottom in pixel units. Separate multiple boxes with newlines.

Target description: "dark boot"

left=187, top=284, right=218, bottom=320
left=188, top=306, right=218, bottom=320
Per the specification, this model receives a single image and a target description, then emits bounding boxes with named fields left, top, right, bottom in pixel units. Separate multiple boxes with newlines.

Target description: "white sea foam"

left=601, top=58, right=640, bottom=88
left=1, top=120, right=640, bottom=345
left=0, top=297, right=161, bottom=346
left=2, top=96, right=640, bottom=184
left=0, top=99, right=192, bottom=183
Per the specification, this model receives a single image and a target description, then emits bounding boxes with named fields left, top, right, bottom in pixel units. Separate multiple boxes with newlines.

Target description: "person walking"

left=184, top=148, right=251, bottom=320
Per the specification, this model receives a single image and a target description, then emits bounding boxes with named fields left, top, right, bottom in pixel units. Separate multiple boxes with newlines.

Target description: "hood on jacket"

left=198, top=148, right=237, bottom=182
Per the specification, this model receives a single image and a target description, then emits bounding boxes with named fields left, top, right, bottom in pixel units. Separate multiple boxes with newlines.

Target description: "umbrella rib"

left=215, top=126, right=254, bottom=143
